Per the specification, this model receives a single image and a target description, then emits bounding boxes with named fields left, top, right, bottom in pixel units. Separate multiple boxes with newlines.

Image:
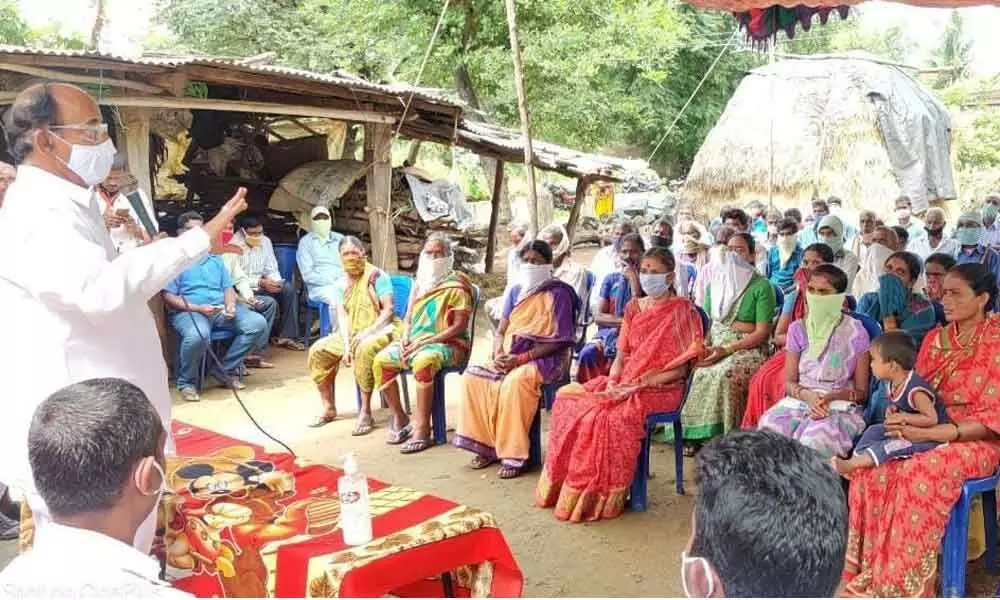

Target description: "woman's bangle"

left=953, top=423, right=961, bottom=442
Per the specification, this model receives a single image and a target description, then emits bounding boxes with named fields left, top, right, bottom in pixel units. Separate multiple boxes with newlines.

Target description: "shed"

left=684, top=54, right=956, bottom=215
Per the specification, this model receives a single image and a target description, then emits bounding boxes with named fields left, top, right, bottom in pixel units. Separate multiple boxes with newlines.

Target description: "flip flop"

left=386, top=424, right=413, bottom=445
left=352, top=416, right=375, bottom=436
left=469, top=455, right=496, bottom=470
left=246, top=356, right=275, bottom=369
left=400, top=438, right=434, bottom=455
left=497, top=464, right=524, bottom=479
left=309, top=414, right=337, bottom=428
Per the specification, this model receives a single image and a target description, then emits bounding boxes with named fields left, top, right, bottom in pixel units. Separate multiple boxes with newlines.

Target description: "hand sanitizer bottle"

left=338, top=452, right=373, bottom=546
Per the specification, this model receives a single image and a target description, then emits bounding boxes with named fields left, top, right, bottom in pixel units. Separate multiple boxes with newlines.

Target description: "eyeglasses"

left=49, top=122, right=109, bottom=143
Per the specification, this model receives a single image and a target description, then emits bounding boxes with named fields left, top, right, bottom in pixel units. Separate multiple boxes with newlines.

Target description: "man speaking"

left=0, top=82, right=247, bottom=552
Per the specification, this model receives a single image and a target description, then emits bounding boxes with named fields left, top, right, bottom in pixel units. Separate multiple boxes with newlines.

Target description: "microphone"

left=118, top=179, right=157, bottom=237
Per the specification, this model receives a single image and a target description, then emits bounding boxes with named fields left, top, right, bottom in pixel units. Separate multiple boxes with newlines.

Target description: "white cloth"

left=0, top=521, right=191, bottom=599
left=0, top=165, right=208, bottom=528
left=100, top=188, right=159, bottom=254
left=834, top=250, right=860, bottom=295
left=554, top=258, right=588, bottom=317
left=853, top=242, right=895, bottom=297
left=219, top=252, right=255, bottom=301
left=708, top=250, right=755, bottom=321
left=908, top=235, right=960, bottom=260
left=232, top=232, right=282, bottom=287
left=588, top=245, right=618, bottom=314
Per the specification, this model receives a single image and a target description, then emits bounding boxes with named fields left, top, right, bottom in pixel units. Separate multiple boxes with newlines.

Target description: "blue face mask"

left=956, top=226, right=984, bottom=247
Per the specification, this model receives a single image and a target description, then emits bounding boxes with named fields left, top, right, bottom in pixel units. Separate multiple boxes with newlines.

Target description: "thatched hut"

left=684, top=54, right=955, bottom=215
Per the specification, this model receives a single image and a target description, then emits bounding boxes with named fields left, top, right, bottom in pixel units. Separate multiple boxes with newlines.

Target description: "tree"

left=0, top=0, right=30, bottom=45
left=928, top=10, right=972, bottom=88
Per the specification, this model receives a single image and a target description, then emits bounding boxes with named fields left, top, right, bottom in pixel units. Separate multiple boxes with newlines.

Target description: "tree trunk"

left=364, top=123, right=398, bottom=271
left=504, top=0, right=539, bottom=233
left=90, top=0, right=107, bottom=50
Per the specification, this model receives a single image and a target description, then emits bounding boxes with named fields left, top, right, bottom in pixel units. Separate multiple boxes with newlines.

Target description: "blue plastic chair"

left=273, top=243, right=298, bottom=283
left=392, top=284, right=480, bottom=443
left=353, top=273, right=417, bottom=413
left=940, top=467, right=1000, bottom=596
left=772, top=284, right=785, bottom=319
left=528, top=381, right=562, bottom=470
left=629, top=305, right=711, bottom=510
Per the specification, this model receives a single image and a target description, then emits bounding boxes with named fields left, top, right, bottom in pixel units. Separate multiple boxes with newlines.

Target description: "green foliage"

left=0, top=0, right=29, bottom=45
left=927, top=10, right=972, bottom=89
left=957, top=111, right=1000, bottom=171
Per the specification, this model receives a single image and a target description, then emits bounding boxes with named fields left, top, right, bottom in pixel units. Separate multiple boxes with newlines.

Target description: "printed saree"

left=842, top=316, right=1000, bottom=597
left=454, top=279, right=577, bottom=469
left=535, top=297, right=704, bottom=522
left=373, top=272, right=474, bottom=389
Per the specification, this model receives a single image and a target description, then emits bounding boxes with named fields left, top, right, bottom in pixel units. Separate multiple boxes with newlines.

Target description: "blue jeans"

left=170, top=305, right=269, bottom=389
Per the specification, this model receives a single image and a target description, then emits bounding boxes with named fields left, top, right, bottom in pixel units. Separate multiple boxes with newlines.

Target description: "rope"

left=646, top=29, right=739, bottom=164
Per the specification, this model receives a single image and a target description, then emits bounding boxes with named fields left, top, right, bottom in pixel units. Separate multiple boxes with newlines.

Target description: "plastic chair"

left=528, top=381, right=561, bottom=470
left=940, top=467, right=1000, bottom=597
left=196, top=329, right=237, bottom=392
left=398, top=284, right=481, bottom=444
left=354, top=274, right=417, bottom=413
left=629, top=305, right=711, bottom=510
left=273, top=243, right=298, bottom=283
left=302, top=298, right=329, bottom=346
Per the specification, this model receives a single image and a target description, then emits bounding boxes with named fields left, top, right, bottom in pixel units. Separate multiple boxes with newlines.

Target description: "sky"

left=17, top=0, right=1000, bottom=75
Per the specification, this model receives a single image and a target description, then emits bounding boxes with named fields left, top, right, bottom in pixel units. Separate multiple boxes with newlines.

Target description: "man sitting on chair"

left=163, top=212, right=269, bottom=402
left=296, top=206, right=345, bottom=332
left=372, top=233, right=474, bottom=454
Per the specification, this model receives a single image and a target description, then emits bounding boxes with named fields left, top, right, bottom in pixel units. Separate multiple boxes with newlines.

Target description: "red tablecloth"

left=161, top=422, right=523, bottom=598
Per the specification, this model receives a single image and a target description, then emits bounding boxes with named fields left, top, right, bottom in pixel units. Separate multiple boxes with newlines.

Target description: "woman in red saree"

left=535, top=248, right=705, bottom=522
left=742, top=243, right=835, bottom=429
left=842, top=263, right=1000, bottom=597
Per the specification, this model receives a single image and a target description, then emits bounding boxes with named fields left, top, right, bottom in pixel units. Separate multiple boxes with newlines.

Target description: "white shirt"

left=0, top=165, right=209, bottom=501
left=232, top=232, right=282, bottom=289
left=908, top=235, right=960, bottom=260
left=0, top=522, right=192, bottom=599
left=99, top=188, right=159, bottom=254
left=588, top=245, right=618, bottom=313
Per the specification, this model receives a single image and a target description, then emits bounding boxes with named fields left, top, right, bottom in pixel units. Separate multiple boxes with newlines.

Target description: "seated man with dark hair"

left=683, top=429, right=847, bottom=597
left=0, top=378, right=190, bottom=598
left=163, top=211, right=269, bottom=402
left=232, top=214, right=305, bottom=350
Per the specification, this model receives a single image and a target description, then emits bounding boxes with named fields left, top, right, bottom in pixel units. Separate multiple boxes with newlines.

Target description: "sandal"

left=245, top=356, right=275, bottom=369
left=683, top=442, right=702, bottom=458
left=400, top=438, right=434, bottom=454
left=352, top=416, right=375, bottom=436
left=386, top=424, right=413, bottom=445
left=277, top=338, right=307, bottom=351
left=497, top=464, right=524, bottom=479
left=309, top=413, right=337, bottom=428
left=469, top=455, right=496, bottom=470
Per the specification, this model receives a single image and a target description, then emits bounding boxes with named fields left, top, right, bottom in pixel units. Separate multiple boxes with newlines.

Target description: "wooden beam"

left=365, top=122, right=398, bottom=271
left=504, top=0, right=539, bottom=233
left=485, top=160, right=505, bottom=275
left=0, top=61, right=166, bottom=94
left=0, top=93, right=400, bottom=124
left=119, top=107, right=153, bottom=200
left=565, top=177, right=589, bottom=243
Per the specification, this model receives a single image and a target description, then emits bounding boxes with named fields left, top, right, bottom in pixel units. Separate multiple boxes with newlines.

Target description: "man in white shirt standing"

left=0, top=82, right=246, bottom=552
left=0, top=378, right=190, bottom=599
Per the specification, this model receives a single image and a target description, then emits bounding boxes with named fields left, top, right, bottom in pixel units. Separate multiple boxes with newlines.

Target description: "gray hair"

left=614, top=218, right=637, bottom=235
left=425, top=231, right=453, bottom=256
left=339, top=235, right=367, bottom=254
left=539, top=224, right=564, bottom=245
left=29, top=378, right=162, bottom=518
left=508, top=221, right=531, bottom=236
left=3, top=83, right=58, bottom=165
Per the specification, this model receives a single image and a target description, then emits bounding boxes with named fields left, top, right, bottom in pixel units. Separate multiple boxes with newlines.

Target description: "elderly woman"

left=485, top=222, right=533, bottom=327
left=853, top=225, right=898, bottom=297
left=816, top=214, right=859, bottom=292
left=455, top=240, right=577, bottom=479
left=670, top=233, right=775, bottom=454
left=306, top=236, right=401, bottom=435
left=540, top=223, right=587, bottom=306
left=741, top=243, right=836, bottom=429
left=857, top=251, right=937, bottom=346
left=924, top=252, right=957, bottom=303
left=843, top=263, right=1000, bottom=597
left=536, top=248, right=704, bottom=521
left=577, top=233, right=644, bottom=383
left=757, top=264, right=871, bottom=457
left=372, top=233, right=474, bottom=453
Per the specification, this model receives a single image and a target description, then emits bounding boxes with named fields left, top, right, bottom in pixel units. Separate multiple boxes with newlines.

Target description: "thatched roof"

left=684, top=54, right=955, bottom=214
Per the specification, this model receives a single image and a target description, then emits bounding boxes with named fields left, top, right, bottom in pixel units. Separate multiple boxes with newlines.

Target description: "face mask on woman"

left=518, top=263, right=552, bottom=293
left=806, top=292, right=847, bottom=323
left=984, top=204, right=999, bottom=223
left=342, top=253, right=366, bottom=277
left=777, top=234, right=798, bottom=252
left=415, top=253, right=453, bottom=290
left=639, top=272, right=672, bottom=297
left=819, top=234, right=844, bottom=254
left=955, top=226, right=984, bottom=247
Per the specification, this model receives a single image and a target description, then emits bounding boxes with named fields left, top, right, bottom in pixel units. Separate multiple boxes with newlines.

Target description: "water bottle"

left=338, top=452, right=373, bottom=546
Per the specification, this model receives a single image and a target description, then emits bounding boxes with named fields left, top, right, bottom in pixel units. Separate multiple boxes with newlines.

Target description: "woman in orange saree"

left=842, top=263, right=1000, bottom=597
left=535, top=248, right=705, bottom=522
left=454, top=240, right=578, bottom=480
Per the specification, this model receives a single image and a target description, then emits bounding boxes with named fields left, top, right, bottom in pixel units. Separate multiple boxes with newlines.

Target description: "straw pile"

left=684, top=54, right=955, bottom=214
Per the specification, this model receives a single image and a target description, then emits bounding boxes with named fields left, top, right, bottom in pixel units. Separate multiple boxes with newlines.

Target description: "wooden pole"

left=364, top=123, right=398, bottom=271
left=485, top=160, right=505, bottom=274
left=504, top=0, right=539, bottom=233
left=565, top=177, right=589, bottom=243
left=119, top=107, right=153, bottom=200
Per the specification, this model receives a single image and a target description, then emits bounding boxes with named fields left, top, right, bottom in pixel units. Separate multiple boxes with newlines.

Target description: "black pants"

left=258, top=280, right=300, bottom=340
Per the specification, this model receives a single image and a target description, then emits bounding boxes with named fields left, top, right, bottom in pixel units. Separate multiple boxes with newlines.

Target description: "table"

left=159, top=422, right=523, bottom=598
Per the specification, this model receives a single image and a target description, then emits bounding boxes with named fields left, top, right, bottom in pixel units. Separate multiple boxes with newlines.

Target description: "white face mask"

left=52, top=135, right=116, bottom=187
left=680, top=551, right=715, bottom=598
left=415, top=253, right=453, bottom=291
left=895, top=208, right=911, bottom=222
left=518, top=263, right=552, bottom=294
left=639, top=272, right=672, bottom=297
left=777, top=234, right=798, bottom=251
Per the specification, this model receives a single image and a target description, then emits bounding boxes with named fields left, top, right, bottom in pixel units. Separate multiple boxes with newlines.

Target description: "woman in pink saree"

left=536, top=248, right=705, bottom=521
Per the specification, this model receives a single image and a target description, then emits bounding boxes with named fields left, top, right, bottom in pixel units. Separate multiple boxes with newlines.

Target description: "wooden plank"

left=565, top=177, right=588, bottom=243
left=365, top=122, right=398, bottom=271
left=485, top=160, right=504, bottom=275
left=119, top=107, right=153, bottom=200
left=0, top=61, right=165, bottom=94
